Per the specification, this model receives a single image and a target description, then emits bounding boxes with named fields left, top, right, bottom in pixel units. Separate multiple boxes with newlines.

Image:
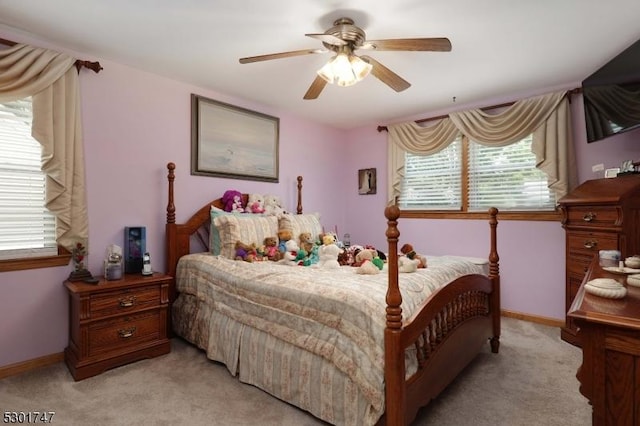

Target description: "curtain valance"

left=387, top=91, right=577, bottom=205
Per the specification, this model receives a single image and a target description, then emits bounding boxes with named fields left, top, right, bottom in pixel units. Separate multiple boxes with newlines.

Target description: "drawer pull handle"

left=118, top=327, right=136, bottom=339
left=119, top=296, right=136, bottom=308
left=582, top=212, right=596, bottom=222
left=583, top=240, right=598, bottom=249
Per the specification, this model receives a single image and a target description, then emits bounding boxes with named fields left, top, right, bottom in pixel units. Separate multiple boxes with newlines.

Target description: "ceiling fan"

left=239, top=17, right=451, bottom=99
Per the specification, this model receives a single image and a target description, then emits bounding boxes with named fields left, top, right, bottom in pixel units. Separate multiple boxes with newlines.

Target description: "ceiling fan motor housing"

left=323, top=17, right=366, bottom=51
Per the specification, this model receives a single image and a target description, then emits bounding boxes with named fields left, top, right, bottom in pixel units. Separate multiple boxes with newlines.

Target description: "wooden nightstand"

left=64, top=273, right=171, bottom=380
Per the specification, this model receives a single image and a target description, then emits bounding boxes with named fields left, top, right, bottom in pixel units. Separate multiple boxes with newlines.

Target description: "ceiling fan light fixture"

left=317, top=52, right=372, bottom=87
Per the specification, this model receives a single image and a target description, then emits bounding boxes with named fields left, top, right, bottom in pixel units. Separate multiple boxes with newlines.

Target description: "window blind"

left=398, top=138, right=462, bottom=210
left=0, top=98, right=57, bottom=259
left=467, top=135, right=555, bottom=211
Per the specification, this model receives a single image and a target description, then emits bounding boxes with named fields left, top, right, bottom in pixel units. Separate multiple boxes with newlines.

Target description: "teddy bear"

left=263, top=194, right=286, bottom=217
left=400, top=243, right=427, bottom=268
left=277, top=229, right=293, bottom=253
left=355, top=249, right=384, bottom=274
left=262, top=236, right=281, bottom=261
left=316, top=234, right=342, bottom=269
left=246, top=193, right=265, bottom=214
left=234, top=241, right=257, bottom=262
left=298, top=232, right=315, bottom=254
left=222, top=190, right=245, bottom=213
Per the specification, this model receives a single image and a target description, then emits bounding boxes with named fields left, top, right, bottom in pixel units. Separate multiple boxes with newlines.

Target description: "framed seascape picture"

left=191, top=94, right=279, bottom=182
left=358, top=168, right=376, bottom=195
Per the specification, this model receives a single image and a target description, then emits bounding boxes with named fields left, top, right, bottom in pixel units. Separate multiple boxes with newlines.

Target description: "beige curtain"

left=0, top=44, right=88, bottom=252
left=387, top=91, right=577, bottom=205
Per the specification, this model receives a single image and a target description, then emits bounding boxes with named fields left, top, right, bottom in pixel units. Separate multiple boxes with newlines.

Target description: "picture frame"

left=358, top=168, right=376, bottom=195
left=191, top=94, right=279, bottom=182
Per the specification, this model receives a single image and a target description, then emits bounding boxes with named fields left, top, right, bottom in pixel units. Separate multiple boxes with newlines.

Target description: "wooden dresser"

left=558, top=175, right=640, bottom=346
left=568, top=258, right=640, bottom=426
left=64, top=273, right=171, bottom=380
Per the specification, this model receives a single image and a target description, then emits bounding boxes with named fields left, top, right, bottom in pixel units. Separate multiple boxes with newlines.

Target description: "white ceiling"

left=1, top=1, right=640, bottom=129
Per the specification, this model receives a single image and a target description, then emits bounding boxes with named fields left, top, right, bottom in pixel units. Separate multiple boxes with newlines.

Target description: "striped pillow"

left=214, top=214, right=279, bottom=259
left=278, top=213, right=323, bottom=241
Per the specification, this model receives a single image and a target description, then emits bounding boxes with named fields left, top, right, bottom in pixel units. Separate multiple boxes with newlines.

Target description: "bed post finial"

left=384, top=205, right=402, bottom=329
left=167, top=162, right=176, bottom=224
left=296, top=176, right=303, bottom=214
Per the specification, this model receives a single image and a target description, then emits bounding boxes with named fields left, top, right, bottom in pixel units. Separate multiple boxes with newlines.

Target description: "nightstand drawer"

left=565, top=206, right=620, bottom=228
left=89, top=285, right=161, bottom=318
left=88, top=310, right=162, bottom=357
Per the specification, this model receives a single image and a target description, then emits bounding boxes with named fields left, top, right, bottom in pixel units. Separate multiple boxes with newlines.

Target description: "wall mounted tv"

left=582, top=38, right=640, bottom=143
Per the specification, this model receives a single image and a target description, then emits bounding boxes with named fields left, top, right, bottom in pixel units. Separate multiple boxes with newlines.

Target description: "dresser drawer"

left=565, top=206, right=620, bottom=228
left=87, top=310, right=162, bottom=357
left=89, top=285, right=161, bottom=318
left=567, top=231, right=618, bottom=258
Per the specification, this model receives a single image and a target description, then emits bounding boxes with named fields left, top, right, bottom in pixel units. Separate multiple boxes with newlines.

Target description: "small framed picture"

left=604, top=168, right=620, bottom=178
left=358, top=168, right=376, bottom=195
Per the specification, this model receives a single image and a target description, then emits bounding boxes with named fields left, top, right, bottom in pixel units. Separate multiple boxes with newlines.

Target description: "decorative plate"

left=602, top=266, right=640, bottom=275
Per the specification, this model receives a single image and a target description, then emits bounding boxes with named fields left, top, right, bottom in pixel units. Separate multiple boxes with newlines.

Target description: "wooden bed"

left=165, top=162, right=501, bottom=426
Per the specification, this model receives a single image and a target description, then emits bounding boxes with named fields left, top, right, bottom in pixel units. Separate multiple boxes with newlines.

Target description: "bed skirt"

left=172, top=293, right=381, bottom=426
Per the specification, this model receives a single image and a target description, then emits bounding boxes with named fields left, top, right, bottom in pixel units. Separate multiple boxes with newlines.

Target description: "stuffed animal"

left=280, top=239, right=301, bottom=266
left=317, top=234, right=342, bottom=269
left=234, top=241, right=257, bottom=262
left=262, top=236, right=281, bottom=261
left=247, top=193, right=265, bottom=214
left=354, top=249, right=384, bottom=274
left=277, top=229, right=293, bottom=253
left=263, top=194, right=286, bottom=217
left=400, top=243, right=427, bottom=268
left=222, top=190, right=245, bottom=213
left=298, top=232, right=315, bottom=254
left=398, top=256, right=420, bottom=273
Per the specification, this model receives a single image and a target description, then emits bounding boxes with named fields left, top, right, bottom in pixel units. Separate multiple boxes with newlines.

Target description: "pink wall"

left=2, top=30, right=639, bottom=368
left=0, top=31, right=346, bottom=368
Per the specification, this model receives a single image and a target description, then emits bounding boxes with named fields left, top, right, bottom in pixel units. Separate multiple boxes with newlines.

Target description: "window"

left=398, top=134, right=556, bottom=217
left=0, top=98, right=59, bottom=264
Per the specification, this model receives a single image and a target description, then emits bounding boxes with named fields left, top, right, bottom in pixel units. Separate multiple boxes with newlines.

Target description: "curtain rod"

left=376, top=87, right=582, bottom=132
left=0, top=37, right=103, bottom=74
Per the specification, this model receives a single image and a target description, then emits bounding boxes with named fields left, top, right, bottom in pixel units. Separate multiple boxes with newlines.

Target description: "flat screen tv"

left=582, top=38, right=640, bottom=143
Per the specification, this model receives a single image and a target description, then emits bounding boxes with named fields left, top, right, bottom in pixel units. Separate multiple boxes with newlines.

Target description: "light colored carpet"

left=0, top=317, right=591, bottom=425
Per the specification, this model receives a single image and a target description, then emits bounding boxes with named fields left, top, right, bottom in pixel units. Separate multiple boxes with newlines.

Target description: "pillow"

left=209, top=206, right=235, bottom=255
left=214, top=214, right=279, bottom=259
left=278, top=213, right=323, bottom=241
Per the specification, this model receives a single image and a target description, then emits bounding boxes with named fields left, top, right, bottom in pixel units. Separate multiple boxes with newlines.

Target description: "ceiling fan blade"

left=239, top=48, right=326, bottom=64
left=360, top=55, right=411, bottom=92
left=303, top=76, right=328, bottom=100
left=362, top=37, right=452, bottom=52
left=305, top=33, right=348, bottom=46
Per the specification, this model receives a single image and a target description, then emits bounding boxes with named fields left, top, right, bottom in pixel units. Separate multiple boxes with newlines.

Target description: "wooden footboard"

left=382, top=206, right=500, bottom=426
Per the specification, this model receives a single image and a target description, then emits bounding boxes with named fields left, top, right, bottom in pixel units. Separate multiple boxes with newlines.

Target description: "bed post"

left=384, top=205, right=405, bottom=425
left=296, top=176, right=303, bottom=214
left=166, top=162, right=177, bottom=279
left=488, top=207, right=500, bottom=353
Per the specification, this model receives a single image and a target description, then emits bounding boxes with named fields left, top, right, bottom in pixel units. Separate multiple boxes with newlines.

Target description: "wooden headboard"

left=165, top=162, right=303, bottom=279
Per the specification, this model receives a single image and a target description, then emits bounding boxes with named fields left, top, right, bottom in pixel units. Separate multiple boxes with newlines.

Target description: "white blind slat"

left=0, top=98, right=57, bottom=259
